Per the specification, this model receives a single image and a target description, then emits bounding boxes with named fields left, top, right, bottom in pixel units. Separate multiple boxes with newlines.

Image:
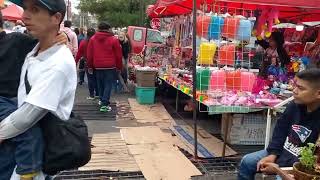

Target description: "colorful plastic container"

left=240, top=72, right=256, bottom=92
left=197, top=68, right=211, bottom=91
left=196, top=15, right=211, bottom=38
left=237, top=19, right=252, bottom=41
left=198, top=42, right=217, bottom=65
left=208, top=16, right=224, bottom=40
left=135, top=86, right=156, bottom=104
left=222, top=17, right=240, bottom=39
left=219, top=44, right=236, bottom=66
left=226, top=70, right=241, bottom=90
left=209, top=70, right=226, bottom=90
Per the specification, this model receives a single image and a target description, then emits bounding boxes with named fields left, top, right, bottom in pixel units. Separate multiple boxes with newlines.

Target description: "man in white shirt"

left=1, top=0, right=77, bottom=179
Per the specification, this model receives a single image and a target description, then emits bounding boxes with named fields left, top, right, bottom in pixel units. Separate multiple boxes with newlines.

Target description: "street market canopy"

left=1, top=4, right=23, bottom=21
left=147, top=0, right=320, bottom=22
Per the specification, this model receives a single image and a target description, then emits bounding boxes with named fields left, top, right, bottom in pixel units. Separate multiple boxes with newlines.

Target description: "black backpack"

left=25, top=71, right=91, bottom=175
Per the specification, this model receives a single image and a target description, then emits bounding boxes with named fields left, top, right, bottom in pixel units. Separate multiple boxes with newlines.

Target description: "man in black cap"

left=0, top=0, right=77, bottom=179
left=0, top=8, right=68, bottom=180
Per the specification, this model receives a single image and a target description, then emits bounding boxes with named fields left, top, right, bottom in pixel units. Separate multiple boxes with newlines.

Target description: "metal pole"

left=265, top=109, right=272, bottom=149
left=192, top=0, right=198, bottom=159
left=67, top=0, right=70, bottom=20
left=140, top=0, right=143, bottom=26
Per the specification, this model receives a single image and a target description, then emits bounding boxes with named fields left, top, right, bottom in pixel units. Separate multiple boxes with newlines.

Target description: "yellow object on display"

left=198, top=42, right=217, bottom=65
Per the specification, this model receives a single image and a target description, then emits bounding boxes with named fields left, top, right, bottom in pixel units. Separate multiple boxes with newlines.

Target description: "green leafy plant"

left=300, top=143, right=317, bottom=170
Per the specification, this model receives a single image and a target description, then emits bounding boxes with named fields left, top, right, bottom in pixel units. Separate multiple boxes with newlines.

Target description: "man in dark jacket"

left=87, top=21, right=122, bottom=112
left=238, top=68, right=320, bottom=180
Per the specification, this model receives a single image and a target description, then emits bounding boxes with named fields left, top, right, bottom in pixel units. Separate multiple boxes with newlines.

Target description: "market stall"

left=137, top=0, right=320, bottom=157
left=1, top=4, right=23, bottom=21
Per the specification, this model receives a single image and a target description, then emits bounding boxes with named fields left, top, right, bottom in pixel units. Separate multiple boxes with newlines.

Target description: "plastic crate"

left=135, top=86, right=156, bottom=104
left=221, top=113, right=277, bottom=145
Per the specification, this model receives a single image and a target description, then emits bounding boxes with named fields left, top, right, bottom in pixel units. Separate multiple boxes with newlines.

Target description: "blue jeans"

left=96, top=69, right=116, bottom=106
left=79, top=70, right=85, bottom=83
left=0, top=97, right=43, bottom=178
left=86, top=69, right=98, bottom=97
left=238, top=150, right=269, bottom=180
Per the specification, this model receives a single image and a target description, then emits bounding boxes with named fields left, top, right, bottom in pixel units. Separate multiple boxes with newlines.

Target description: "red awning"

left=148, top=0, right=320, bottom=22
left=147, top=1, right=192, bottom=18
left=1, top=4, right=23, bottom=21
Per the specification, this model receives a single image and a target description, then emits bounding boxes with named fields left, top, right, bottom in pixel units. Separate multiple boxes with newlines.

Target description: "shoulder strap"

left=24, top=70, right=31, bottom=94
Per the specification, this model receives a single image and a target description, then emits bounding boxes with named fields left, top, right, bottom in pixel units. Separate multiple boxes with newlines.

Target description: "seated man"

left=0, top=9, right=67, bottom=180
left=238, top=68, right=320, bottom=180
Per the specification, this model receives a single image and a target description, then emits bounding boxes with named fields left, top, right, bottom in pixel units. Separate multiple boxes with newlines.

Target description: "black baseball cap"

left=10, top=0, right=66, bottom=14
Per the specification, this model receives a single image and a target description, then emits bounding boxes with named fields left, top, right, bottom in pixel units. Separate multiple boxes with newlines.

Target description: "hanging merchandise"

left=237, top=19, right=252, bottom=42
left=208, top=16, right=225, bottom=40
left=196, top=15, right=211, bottom=38
left=196, top=68, right=211, bottom=91
left=240, top=71, right=256, bottom=92
left=222, top=17, right=240, bottom=39
left=219, top=44, right=236, bottom=66
left=198, top=42, right=217, bottom=65
left=226, top=70, right=241, bottom=91
left=209, top=70, right=226, bottom=91
left=253, top=7, right=280, bottom=39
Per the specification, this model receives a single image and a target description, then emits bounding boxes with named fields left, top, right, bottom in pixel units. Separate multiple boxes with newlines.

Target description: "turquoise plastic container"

left=208, top=16, right=224, bottom=40
left=135, top=86, right=156, bottom=104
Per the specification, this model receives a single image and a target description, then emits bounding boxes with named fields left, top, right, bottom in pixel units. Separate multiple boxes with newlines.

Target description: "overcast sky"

left=71, top=0, right=79, bottom=14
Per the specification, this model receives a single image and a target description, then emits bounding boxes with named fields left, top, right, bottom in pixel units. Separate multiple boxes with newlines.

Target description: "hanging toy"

left=253, top=7, right=280, bottom=39
left=265, top=7, right=280, bottom=38
left=252, top=8, right=269, bottom=40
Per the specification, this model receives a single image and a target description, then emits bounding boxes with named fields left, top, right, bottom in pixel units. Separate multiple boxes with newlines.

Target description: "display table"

left=158, top=76, right=289, bottom=157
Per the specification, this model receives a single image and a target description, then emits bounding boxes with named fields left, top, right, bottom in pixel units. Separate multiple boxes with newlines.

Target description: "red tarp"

left=1, top=4, right=23, bottom=21
left=148, top=0, right=320, bottom=22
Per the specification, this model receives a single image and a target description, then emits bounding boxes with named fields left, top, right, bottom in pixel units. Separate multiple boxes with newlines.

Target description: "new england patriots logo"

left=292, top=125, right=312, bottom=143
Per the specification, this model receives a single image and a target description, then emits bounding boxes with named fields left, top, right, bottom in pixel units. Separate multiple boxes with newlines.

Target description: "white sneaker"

left=98, top=101, right=102, bottom=105
left=86, top=97, right=95, bottom=100
left=106, top=106, right=112, bottom=112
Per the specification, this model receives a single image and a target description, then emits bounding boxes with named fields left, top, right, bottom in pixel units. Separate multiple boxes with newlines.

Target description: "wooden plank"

left=198, top=129, right=213, bottom=139
left=170, top=126, right=207, bottom=158
left=181, top=125, right=237, bottom=157
left=127, top=142, right=202, bottom=180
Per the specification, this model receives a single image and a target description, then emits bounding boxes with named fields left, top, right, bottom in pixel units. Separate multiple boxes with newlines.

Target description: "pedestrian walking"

left=87, top=21, right=123, bottom=112
left=76, top=28, right=99, bottom=99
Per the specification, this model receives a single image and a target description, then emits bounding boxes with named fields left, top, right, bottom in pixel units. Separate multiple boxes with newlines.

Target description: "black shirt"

left=0, top=31, right=37, bottom=98
left=119, top=40, right=130, bottom=59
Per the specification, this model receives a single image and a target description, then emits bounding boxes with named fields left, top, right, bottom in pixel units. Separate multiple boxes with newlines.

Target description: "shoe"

left=99, top=106, right=112, bottom=112
left=100, top=106, right=107, bottom=112
left=78, top=81, right=83, bottom=85
left=86, top=96, right=95, bottom=100
left=98, top=101, right=102, bottom=105
left=106, top=106, right=112, bottom=112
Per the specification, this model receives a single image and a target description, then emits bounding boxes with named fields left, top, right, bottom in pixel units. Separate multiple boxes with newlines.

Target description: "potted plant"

left=293, top=143, right=320, bottom=180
